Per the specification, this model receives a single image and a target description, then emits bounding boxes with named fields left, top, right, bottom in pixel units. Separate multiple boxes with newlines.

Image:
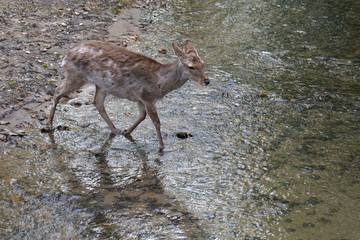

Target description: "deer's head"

left=172, top=40, right=209, bottom=85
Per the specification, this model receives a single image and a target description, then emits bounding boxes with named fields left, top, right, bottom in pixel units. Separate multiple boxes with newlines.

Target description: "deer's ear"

left=172, top=42, right=185, bottom=59
left=184, top=40, right=198, bottom=55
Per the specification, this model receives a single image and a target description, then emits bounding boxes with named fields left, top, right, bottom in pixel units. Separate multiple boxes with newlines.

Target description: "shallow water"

left=1, top=0, right=360, bottom=239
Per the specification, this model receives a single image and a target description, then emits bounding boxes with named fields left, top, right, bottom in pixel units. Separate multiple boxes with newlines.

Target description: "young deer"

left=47, top=40, right=209, bottom=150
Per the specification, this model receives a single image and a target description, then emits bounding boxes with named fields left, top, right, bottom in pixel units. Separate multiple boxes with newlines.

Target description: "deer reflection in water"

left=46, top=132, right=211, bottom=238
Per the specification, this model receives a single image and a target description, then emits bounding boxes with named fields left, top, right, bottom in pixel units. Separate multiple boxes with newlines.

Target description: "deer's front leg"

left=94, top=86, right=120, bottom=134
left=145, top=103, right=165, bottom=151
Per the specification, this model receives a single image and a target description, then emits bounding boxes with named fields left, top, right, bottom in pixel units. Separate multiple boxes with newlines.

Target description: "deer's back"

left=63, top=40, right=163, bottom=101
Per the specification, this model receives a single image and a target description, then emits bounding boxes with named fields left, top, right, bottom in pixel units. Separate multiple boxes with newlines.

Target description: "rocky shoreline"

left=0, top=0, right=156, bottom=147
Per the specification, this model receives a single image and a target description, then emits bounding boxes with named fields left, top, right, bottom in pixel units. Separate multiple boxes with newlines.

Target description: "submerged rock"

left=176, top=132, right=193, bottom=139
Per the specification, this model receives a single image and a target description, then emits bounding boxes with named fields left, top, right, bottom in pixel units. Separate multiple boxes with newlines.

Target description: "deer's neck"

left=158, top=60, right=189, bottom=96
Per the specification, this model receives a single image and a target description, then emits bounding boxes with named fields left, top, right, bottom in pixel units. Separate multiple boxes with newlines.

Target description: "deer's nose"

left=204, top=78, right=210, bottom=85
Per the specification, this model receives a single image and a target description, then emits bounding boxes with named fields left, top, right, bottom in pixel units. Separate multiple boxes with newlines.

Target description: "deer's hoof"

left=41, top=127, right=55, bottom=133
left=122, top=129, right=131, bottom=136
left=111, top=129, right=122, bottom=135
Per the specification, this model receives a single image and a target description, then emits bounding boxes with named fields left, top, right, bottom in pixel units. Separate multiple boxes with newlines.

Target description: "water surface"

left=1, top=0, right=359, bottom=239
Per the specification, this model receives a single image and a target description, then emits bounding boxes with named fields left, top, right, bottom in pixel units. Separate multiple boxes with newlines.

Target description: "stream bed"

left=1, top=0, right=360, bottom=239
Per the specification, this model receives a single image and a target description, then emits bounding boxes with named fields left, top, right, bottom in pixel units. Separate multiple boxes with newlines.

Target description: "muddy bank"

left=0, top=0, right=156, bottom=148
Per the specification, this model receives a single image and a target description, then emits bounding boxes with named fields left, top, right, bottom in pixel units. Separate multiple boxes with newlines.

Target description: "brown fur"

left=47, top=40, right=208, bottom=150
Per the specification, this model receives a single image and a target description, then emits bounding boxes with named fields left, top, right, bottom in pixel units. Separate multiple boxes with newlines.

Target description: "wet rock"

left=256, top=92, right=268, bottom=98
left=70, top=102, right=82, bottom=108
left=41, top=127, right=54, bottom=133
left=12, top=105, right=21, bottom=111
left=15, top=130, right=27, bottom=136
left=0, top=121, right=10, bottom=125
left=158, top=48, right=167, bottom=54
left=43, top=43, right=52, bottom=49
left=34, top=96, right=45, bottom=103
left=38, top=115, right=46, bottom=121
left=3, top=129, right=27, bottom=137
left=176, top=132, right=192, bottom=139
left=323, top=95, right=332, bottom=101
left=301, top=165, right=326, bottom=171
left=237, top=163, right=247, bottom=170
left=57, top=125, right=71, bottom=131
left=305, top=197, right=323, bottom=205
left=310, top=174, right=321, bottom=180
left=318, top=217, right=331, bottom=224
left=3, top=178, right=18, bottom=184
left=302, top=222, right=315, bottom=228
left=80, top=123, right=90, bottom=128
left=0, top=134, right=7, bottom=141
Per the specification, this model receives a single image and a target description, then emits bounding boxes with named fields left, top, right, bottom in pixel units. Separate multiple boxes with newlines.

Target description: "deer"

left=47, top=40, right=209, bottom=150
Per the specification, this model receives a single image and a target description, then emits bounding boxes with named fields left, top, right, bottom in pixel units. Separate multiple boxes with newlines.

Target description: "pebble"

left=57, top=125, right=71, bottom=131
left=38, top=116, right=46, bottom=121
left=302, top=222, right=315, bottom=228
left=305, top=197, right=322, bottom=205
left=41, top=127, right=54, bottom=133
left=16, top=130, right=27, bottom=136
left=158, top=48, right=167, bottom=54
left=43, top=44, right=52, bottom=49
left=80, top=123, right=90, bottom=128
left=176, top=132, right=192, bottom=139
left=0, top=121, right=10, bottom=125
left=0, top=134, right=7, bottom=141
left=7, top=130, right=26, bottom=136
left=238, top=163, right=247, bottom=170
left=70, top=102, right=82, bottom=108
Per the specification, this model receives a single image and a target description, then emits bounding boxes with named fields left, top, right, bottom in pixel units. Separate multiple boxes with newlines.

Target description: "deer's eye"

left=188, top=66, right=195, bottom=70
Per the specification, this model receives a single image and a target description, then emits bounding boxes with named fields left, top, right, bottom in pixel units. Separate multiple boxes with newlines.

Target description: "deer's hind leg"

left=47, top=71, right=86, bottom=128
left=123, top=101, right=146, bottom=135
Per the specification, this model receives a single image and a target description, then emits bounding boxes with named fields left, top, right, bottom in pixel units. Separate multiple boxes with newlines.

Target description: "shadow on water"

left=43, top=131, right=211, bottom=239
